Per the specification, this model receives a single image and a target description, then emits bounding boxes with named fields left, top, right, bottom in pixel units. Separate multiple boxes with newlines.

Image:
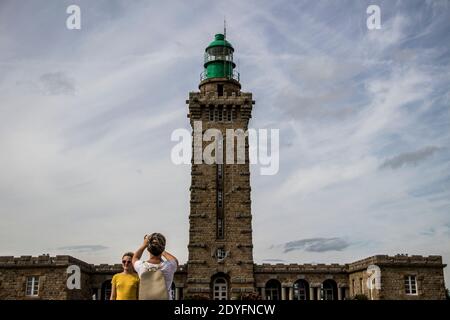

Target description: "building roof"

left=205, top=33, right=234, bottom=51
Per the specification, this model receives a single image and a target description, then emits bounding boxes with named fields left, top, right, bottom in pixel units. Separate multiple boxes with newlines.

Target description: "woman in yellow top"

left=110, top=252, right=140, bottom=300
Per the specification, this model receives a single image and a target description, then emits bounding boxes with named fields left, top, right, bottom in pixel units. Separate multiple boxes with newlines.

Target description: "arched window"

left=293, top=279, right=309, bottom=300
left=213, top=277, right=228, bottom=300
left=265, top=279, right=281, bottom=300
left=101, top=279, right=112, bottom=300
left=322, top=279, right=338, bottom=300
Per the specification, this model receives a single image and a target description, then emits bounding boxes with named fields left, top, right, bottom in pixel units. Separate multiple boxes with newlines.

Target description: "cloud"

left=420, top=228, right=435, bottom=236
left=262, top=259, right=286, bottom=263
left=277, top=85, right=356, bottom=121
left=57, top=245, right=108, bottom=253
left=281, top=238, right=350, bottom=253
left=39, top=72, right=75, bottom=95
left=278, top=158, right=378, bottom=197
left=1, top=0, right=450, bottom=287
left=380, top=146, right=440, bottom=170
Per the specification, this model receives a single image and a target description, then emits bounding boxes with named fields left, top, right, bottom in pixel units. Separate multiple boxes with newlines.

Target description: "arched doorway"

left=293, top=279, right=309, bottom=300
left=212, top=277, right=228, bottom=300
left=101, top=279, right=112, bottom=300
left=265, top=279, right=281, bottom=300
left=322, top=279, right=338, bottom=300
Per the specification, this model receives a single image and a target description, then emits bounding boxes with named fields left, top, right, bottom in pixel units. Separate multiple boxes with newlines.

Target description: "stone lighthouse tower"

left=186, top=33, right=256, bottom=300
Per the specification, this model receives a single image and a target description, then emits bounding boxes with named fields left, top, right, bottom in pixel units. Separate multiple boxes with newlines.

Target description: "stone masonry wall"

left=379, top=266, right=446, bottom=300
left=0, top=255, right=93, bottom=300
left=0, top=254, right=446, bottom=300
left=187, top=78, right=256, bottom=299
left=347, top=254, right=446, bottom=300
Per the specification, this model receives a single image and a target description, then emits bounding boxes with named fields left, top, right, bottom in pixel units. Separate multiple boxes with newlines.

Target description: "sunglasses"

left=122, top=260, right=132, bottom=264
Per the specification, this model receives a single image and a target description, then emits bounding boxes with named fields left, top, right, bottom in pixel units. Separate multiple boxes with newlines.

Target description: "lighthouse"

left=186, top=32, right=256, bottom=300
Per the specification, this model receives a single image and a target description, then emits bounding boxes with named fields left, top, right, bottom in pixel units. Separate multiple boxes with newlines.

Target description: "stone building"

left=0, top=33, right=447, bottom=300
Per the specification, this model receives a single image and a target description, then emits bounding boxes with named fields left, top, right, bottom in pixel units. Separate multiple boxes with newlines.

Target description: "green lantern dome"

left=201, top=33, right=239, bottom=82
left=206, top=33, right=234, bottom=51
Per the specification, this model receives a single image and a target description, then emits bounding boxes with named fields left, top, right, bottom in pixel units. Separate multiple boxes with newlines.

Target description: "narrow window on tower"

left=218, top=105, right=223, bottom=122
left=217, top=190, right=223, bottom=208
left=217, top=164, right=223, bottom=179
left=217, top=218, right=224, bottom=239
left=216, top=164, right=224, bottom=239
left=214, top=107, right=219, bottom=122
left=209, top=106, right=214, bottom=121
left=217, top=84, right=224, bottom=96
left=227, top=106, right=232, bottom=122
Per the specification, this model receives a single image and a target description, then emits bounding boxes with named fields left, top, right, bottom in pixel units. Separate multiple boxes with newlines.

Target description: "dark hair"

left=147, top=233, right=166, bottom=256
left=122, top=252, right=134, bottom=259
